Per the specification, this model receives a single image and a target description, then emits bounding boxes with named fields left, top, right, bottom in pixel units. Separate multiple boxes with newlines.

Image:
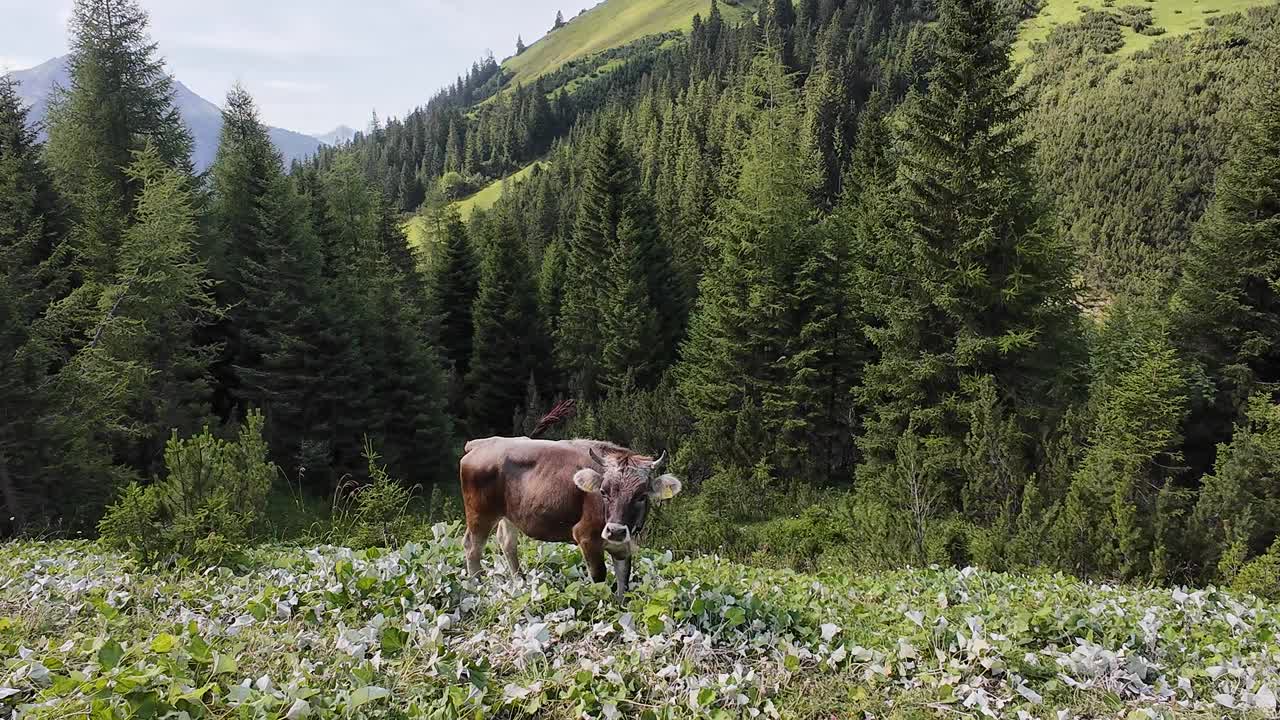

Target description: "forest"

left=3, top=0, right=1280, bottom=601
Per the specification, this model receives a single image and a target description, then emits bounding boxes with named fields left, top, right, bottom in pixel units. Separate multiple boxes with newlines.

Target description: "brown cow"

left=459, top=436, right=682, bottom=601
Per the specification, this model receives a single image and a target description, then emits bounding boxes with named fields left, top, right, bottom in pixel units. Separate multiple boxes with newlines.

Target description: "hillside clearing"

left=1013, top=0, right=1277, bottom=61
left=406, top=162, right=543, bottom=249
left=503, top=0, right=760, bottom=88
left=4, top=533, right=1279, bottom=719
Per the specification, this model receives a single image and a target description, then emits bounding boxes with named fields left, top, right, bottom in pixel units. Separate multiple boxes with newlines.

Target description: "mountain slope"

left=503, top=0, right=761, bottom=87
left=8, top=57, right=323, bottom=172
left=316, top=125, right=358, bottom=146
left=1014, top=0, right=1277, bottom=60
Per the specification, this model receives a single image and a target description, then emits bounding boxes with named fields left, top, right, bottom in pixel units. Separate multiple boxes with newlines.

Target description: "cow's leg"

left=612, top=554, right=632, bottom=603
left=496, top=518, right=524, bottom=582
left=572, top=523, right=607, bottom=584
left=463, top=517, right=496, bottom=577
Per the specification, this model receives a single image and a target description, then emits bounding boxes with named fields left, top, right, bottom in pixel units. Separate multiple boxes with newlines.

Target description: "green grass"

left=503, top=0, right=760, bottom=88
left=454, top=162, right=542, bottom=220
left=1014, top=0, right=1276, bottom=62
left=5, top=536, right=1280, bottom=718
left=404, top=162, right=544, bottom=250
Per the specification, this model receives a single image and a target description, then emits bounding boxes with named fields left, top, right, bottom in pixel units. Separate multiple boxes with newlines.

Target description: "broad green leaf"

left=697, top=687, right=715, bottom=707
left=349, top=685, right=390, bottom=709
left=98, top=640, right=125, bottom=669
left=380, top=627, right=407, bottom=654
left=150, top=633, right=177, bottom=654
left=212, top=652, right=237, bottom=676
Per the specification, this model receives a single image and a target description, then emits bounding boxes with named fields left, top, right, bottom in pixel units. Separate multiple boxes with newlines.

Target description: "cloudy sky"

left=0, top=0, right=598, bottom=135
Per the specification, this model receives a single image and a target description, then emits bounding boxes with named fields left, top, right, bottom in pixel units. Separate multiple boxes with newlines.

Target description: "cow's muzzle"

left=602, top=523, right=630, bottom=543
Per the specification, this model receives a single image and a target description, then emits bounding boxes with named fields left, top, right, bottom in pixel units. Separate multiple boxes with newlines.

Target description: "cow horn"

left=650, top=450, right=667, bottom=470
left=589, top=447, right=606, bottom=467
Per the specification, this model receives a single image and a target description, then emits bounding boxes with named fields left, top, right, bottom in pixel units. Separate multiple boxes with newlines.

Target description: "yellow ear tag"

left=659, top=485, right=674, bottom=500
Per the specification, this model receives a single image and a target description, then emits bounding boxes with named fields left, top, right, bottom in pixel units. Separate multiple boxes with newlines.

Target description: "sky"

left=0, top=0, right=598, bottom=135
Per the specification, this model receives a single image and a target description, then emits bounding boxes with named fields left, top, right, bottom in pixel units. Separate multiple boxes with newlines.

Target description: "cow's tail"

left=529, top=399, right=577, bottom=439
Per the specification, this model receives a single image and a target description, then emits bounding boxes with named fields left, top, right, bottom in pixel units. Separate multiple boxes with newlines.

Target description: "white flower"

left=820, top=623, right=840, bottom=642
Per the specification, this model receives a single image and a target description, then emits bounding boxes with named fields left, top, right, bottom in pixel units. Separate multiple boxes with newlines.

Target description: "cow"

left=458, top=435, right=683, bottom=601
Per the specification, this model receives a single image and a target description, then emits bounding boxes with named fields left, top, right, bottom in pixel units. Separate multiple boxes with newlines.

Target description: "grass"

left=1013, top=0, right=1277, bottom=62
left=503, top=0, right=761, bottom=89
left=5, top=534, right=1280, bottom=718
left=404, top=162, right=543, bottom=251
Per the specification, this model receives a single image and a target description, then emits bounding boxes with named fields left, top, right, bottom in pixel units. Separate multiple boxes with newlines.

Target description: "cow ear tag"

left=653, top=474, right=682, bottom=500
left=574, top=468, right=603, bottom=493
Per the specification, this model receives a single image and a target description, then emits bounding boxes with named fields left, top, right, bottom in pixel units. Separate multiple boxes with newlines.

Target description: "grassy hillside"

left=504, top=0, right=761, bottom=88
left=405, top=162, right=544, bottom=249
left=5, top=536, right=1280, bottom=718
left=1014, top=0, right=1277, bottom=60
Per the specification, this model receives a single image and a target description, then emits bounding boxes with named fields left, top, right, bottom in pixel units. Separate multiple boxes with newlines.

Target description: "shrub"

left=1231, top=538, right=1280, bottom=601
left=99, top=411, right=274, bottom=567
left=331, top=440, right=421, bottom=549
left=438, top=171, right=474, bottom=200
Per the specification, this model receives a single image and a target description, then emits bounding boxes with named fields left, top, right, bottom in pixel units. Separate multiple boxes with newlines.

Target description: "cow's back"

left=459, top=437, right=600, bottom=543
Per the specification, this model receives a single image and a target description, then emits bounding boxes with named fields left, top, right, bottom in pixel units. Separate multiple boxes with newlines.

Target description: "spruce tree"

left=429, top=209, right=480, bottom=378
left=1171, top=54, right=1280, bottom=476
left=856, top=0, right=1081, bottom=518
left=0, top=77, right=71, bottom=533
left=208, top=86, right=327, bottom=472
left=677, top=51, right=831, bottom=474
left=46, top=0, right=193, bottom=279
left=557, top=125, right=632, bottom=397
left=467, top=207, right=546, bottom=436
left=52, top=144, right=218, bottom=484
left=599, top=214, right=663, bottom=394
left=557, top=125, right=680, bottom=397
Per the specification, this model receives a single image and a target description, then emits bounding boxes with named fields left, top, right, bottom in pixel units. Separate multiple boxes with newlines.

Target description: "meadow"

left=3, top=530, right=1279, bottom=719
left=1012, top=0, right=1277, bottom=60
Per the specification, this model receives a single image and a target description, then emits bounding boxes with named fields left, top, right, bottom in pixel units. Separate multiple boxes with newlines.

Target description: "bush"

left=99, top=411, right=274, bottom=567
left=438, top=171, right=475, bottom=200
left=331, top=440, right=422, bottom=549
left=1231, top=538, right=1280, bottom=601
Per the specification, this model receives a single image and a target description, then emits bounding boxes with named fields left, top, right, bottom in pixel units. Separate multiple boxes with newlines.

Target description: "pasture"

left=3, top=531, right=1279, bottom=719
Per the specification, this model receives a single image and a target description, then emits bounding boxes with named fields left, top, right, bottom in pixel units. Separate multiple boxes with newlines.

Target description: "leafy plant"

left=330, top=439, right=421, bottom=549
left=98, top=409, right=274, bottom=566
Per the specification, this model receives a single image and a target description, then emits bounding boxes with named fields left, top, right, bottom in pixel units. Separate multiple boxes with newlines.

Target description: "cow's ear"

left=650, top=474, right=683, bottom=501
left=573, top=468, right=603, bottom=493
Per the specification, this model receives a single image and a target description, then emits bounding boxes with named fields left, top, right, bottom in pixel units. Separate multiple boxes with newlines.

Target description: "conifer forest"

left=4, top=0, right=1280, bottom=714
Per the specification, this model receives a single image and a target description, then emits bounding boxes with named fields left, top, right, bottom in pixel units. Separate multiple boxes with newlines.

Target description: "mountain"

left=7, top=56, right=323, bottom=172
left=317, top=125, right=358, bottom=146
left=502, top=0, right=761, bottom=87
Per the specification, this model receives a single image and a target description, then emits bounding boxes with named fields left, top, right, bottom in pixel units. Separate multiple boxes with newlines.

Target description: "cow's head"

left=573, top=448, right=682, bottom=545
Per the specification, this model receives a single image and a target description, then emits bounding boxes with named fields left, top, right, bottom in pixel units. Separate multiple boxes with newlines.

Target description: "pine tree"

left=856, top=0, right=1081, bottom=518
left=429, top=208, right=480, bottom=378
left=517, top=35, right=527, bottom=55
left=466, top=208, right=546, bottom=436
left=46, top=0, right=193, bottom=279
left=1171, top=54, right=1280, bottom=476
left=554, top=10, right=566, bottom=30
left=52, top=144, right=218, bottom=485
left=0, top=77, right=71, bottom=533
left=599, top=214, right=663, bottom=394
left=208, top=86, right=327, bottom=472
left=677, top=51, right=827, bottom=473
left=557, top=125, right=633, bottom=397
